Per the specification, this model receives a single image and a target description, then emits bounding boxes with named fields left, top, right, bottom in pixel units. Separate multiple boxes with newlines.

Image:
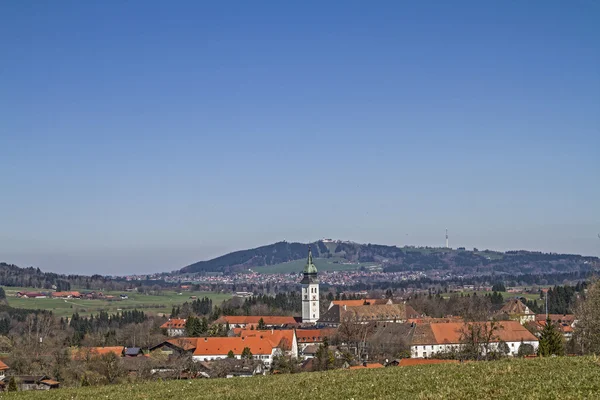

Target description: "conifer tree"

left=538, top=318, right=564, bottom=356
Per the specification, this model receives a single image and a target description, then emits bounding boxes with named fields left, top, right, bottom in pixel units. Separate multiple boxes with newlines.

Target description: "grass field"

left=3, top=287, right=231, bottom=318
left=5, top=357, right=600, bottom=399
left=253, top=257, right=364, bottom=274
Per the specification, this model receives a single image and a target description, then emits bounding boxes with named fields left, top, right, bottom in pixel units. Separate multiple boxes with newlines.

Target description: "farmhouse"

left=160, top=318, right=187, bottom=337
left=237, top=329, right=298, bottom=358
left=192, top=337, right=281, bottom=367
left=0, top=360, right=9, bottom=380
left=71, top=346, right=125, bottom=360
left=51, top=291, right=81, bottom=299
left=6, top=375, right=59, bottom=391
left=498, top=299, right=535, bottom=324
left=149, top=338, right=198, bottom=356
left=410, top=321, right=538, bottom=358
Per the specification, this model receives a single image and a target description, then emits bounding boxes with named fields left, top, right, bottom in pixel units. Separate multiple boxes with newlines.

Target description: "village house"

left=71, top=346, right=125, bottom=361
left=15, top=292, right=48, bottom=299
left=410, top=321, right=539, bottom=358
left=124, top=347, right=143, bottom=357
left=149, top=338, right=198, bottom=356
left=295, top=328, right=338, bottom=353
left=50, top=291, right=81, bottom=299
left=532, top=314, right=577, bottom=339
left=0, top=360, right=9, bottom=380
left=6, top=376, right=59, bottom=391
left=213, top=315, right=297, bottom=329
left=191, top=336, right=282, bottom=368
left=318, top=304, right=408, bottom=327
left=237, top=329, right=298, bottom=359
left=160, top=318, right=187, bottom=337
left=498, top=299, right=536, bottom=324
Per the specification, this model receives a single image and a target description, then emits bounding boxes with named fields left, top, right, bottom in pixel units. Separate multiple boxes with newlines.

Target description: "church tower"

left=301, top=247, right=319, bottom=324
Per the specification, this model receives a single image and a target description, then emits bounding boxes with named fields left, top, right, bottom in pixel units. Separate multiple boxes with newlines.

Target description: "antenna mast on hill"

left=445, top=228, right=449, bottom=249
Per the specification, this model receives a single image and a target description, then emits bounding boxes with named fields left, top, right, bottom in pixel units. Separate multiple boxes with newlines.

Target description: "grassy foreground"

left=4, top=357, right=600, bottom=399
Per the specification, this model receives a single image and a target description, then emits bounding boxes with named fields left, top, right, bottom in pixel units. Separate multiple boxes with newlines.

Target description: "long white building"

left=410, top=321, right=539, bottom=358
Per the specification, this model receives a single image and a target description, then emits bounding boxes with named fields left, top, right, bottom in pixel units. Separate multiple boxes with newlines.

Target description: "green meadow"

left=5, top=356, right=600, bottom=399
left=3, top=287, right=231, bottom=318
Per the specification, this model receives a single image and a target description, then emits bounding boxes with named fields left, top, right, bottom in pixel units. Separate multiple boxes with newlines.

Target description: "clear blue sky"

left=1, top=1, right=599, bottom=275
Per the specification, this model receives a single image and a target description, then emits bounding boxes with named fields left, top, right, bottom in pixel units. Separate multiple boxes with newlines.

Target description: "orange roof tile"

left=0, top=360, right=8, bottom=370
left=166, top=337, right=198, bottom=351
left=435, top=321, right=537, bottom=344
left=349, top=362, right=384, bottom=369
left=71, top=346, right=124, bottom=360
left=160, top=319, right=187, bottom=329
left=238, top=329, right=295, bottom=349
left=192, top=337, right=276, bottom=356
left=331, top=299, right=386, bottom=307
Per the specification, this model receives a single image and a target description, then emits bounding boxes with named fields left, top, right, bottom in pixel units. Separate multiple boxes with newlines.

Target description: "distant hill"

left=179, top=241, right=600, bottom=276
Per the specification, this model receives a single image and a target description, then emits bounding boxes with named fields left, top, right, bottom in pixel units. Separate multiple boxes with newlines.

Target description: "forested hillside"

left=179, top=241, right=599, bottom=276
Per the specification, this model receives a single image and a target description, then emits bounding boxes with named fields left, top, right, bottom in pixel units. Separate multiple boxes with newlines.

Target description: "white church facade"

left=301, top=247, right=319, bottom=324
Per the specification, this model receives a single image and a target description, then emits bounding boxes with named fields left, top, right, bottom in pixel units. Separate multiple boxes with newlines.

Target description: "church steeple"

left=303, top=246, right=318, bottom=275
left=301, top=245, right=320, bottom=324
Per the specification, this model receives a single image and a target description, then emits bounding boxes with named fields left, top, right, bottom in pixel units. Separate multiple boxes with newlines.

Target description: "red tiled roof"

left=166, top=337, right=198, bottom=351
left=0, top=360, right=9, bottom=370
left=160, top=319, right=187, bottom=329
left=192, top=337, right=276, bottom=356
left=414, top=321, right=538, bottom=345
left=71, top=346, right=124, bottom=360
left=214, top=316, right=296, bottom=325
left=349, top=362, right=384, bottom=369
left=51, top=291, right=81, bottom=298
left=535, top=314, right=576, bottom=324
left=238, top=329, right=295, bottom=350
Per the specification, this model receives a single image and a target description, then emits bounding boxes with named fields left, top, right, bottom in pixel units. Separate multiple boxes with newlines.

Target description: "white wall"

left=410, top=341, right=539, bottom=358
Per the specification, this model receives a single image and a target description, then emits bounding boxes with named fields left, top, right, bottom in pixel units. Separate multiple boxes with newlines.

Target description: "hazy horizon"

left=2, top=1, right=599, bottom=275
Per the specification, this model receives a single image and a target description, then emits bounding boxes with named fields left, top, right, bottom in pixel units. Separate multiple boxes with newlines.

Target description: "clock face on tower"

left=312, top=295, right=316, bottom=300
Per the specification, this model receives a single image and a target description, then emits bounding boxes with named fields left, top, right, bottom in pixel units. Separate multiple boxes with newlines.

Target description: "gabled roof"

left=411, top=321, right=538, bottom=345
left=160, top=319, right=187, bottom=329
left=166, top=337, right=198, bottom=351
left=349, top=362, right=384, bottom=369
left=500, top=299, right=532, bottom=315
left=124, top=347, right=142, bottom=356
left=214, top=316, right=297, bottom=326
left=71, top=346, right=124, bottom=360
left=192, top=337, right=276, bottom=356
left=238, top=329, right=295, bottom=350
left=295, top=328, right=338, bottom=343
left=319, top=304, right=407, bottom=324
left=0, top=360, right=9, bottom=370
left=535, top=314, right=576, bottom=324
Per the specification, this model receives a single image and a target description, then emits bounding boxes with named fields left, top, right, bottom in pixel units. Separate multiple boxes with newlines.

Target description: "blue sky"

left=1, top=1, right=599, bottom=275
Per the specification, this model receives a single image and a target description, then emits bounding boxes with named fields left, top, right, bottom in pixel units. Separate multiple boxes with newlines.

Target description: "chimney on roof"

left=271, top=328, right=274, bottom=334
left=343, top=305, right=347, bottom=311
left=204, top=337, right=207, bottom=342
